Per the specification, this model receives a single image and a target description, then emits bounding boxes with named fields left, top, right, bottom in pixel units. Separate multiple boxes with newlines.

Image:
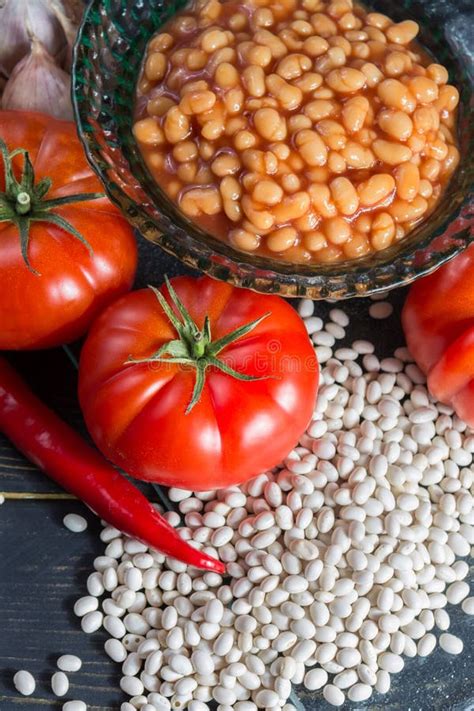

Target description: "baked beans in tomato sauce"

left=133, top=0, right=460, bottom=264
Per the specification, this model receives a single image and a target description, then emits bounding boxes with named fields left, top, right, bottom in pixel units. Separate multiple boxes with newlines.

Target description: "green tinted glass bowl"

left=73, top=0, right=474, bottom=299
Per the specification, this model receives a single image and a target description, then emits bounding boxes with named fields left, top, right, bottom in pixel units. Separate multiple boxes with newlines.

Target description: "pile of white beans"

left=74, top=299, right=473, bottom=710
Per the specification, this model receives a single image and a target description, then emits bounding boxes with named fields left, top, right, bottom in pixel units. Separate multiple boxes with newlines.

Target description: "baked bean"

left=215, top=62, right=239, bottom=87
left=220, top=175, right=242, bottom=201
left=277, top=53, right=312, bottom=79
left=394, top=162, right=420, bottom=200
left=133, top=118, right=165, bottom=146
left=186, top=50, right=207, bottom=70
left=327, top=67, right=366, bottom=92
left=145, top=52, right=167, bottom=81
left=254, top=108, right=287, bottom=140
left=211, top=153, right=241, bottom=176
left=330, top=177, right=359, bottom=214
left=373, top=138, right=412, bottom=165
left=360, top=62, right=384, bottom=87
left=253, top=180, right=284, bottom=206
left=343, top=231, right=371, bottom=257
left=288, top=114, right=312, bottom=133
left=342, top=141, right=375, bottom=169
left=295, top=72, right=324, bottom=92
left=180, top=186, right=222, bottom=216
left=357, top=173, right=395, bottom=206
left=386, top=20, right=419, bottom=45
left=224, top=87, right=245, bottom=114
left=328, top=151, right=347, bottom=173
left=418, top=179, right=433, bottom=198
left=149, top=33, right=174, bottom=52
left=173, top=140, right=199, bottom=162
left=324, top=216, right=352, bottom=244
left=234, top=130, right=257, bottom=150
left=389, top=195, right=428, bottom=222
left=311, top=13, right=338, bottom=37
left=201, top=29, right=229, bottom=53
left=366, top=13, right=391, bottom=29
left=294, top=209, right=319, bottom=231
left=281, top=173, right=302, bottom=192
left=305, top=99, right=337, bottom=121
left=408, top=76, right=439, bottom=103
left=435, top=85, right=460, bottom=112
left=180, top=91, right=217, bottom=115
left=247, top=44, right=273, bottom=66
left=413, top=106, right=439, bottom=134
left=135, top=0, right=459, bottom=264
left=420, top=158, right=441, bottom=181
left=267, top=227, right=298, bottom=251
left=303, top=230, right=327, bottom=251
left=294, top=130, right=327, bottom=167
left=302, top=36, right=329, bottom=56
left=147, top=96, right=175, bottom=117
left=273, top=192, right=311, bottom=221
left=427, top=63, right=449, bottom=85
left=384, top=50, right=412, bottom=77
left=377, top=79, right=416, bottom=113
left=242, top=196, right=275, bottom=229
left=377, top=109, right=413, bottom=141
left=229, top=228, right=260, bottom=250
left=243, top=66, right=266, bottom=97
left=266, top=74, right=303, bottom=110
left=254, top=30, right=288, bottom=58
left=426, top=138, right=449, bottom=161
left=308, top=184, right=337, bottom=217
left=371, top=212, right=395, bottom=249
left=342, top=96, right=369, bottom=132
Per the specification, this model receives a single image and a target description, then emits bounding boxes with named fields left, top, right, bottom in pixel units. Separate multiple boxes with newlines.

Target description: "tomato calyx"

left=128, top=276, right=272, bottom=413
left=0, top=139, right=105, bottom=274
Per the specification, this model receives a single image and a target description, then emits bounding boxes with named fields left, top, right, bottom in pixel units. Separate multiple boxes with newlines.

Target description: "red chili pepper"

left=0, top=356, right=225, bottom=574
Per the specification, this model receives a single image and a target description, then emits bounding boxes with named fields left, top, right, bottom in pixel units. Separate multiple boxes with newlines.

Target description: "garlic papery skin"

left=0, top=0, right=67, bottom=77
left=1, top=37, right=72, bottom=120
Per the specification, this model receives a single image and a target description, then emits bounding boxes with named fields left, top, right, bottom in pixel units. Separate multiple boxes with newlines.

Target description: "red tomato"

left=78, top=276, right=319, bottom=489
left=0, top=111, right=137, bottom=349
left=402, top=244, right=474, bottom=427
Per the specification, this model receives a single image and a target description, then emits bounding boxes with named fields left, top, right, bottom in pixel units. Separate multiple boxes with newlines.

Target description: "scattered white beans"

left=73, top=300, right=472, bottom=710
left=63, top=702, right=87, bottom=711
left=63, top=513, right=88, bottom=533
left=369, top=302, right=394, bottom=320
left=52, top=671, right=69, bottom=697
left=57, top=655, right=82, bottom=673
left=439, top=633, right=464, bottom=655
left=13, top=670, right=35, bottom=696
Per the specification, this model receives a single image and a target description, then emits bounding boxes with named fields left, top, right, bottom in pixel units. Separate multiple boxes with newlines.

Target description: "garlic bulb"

left=1, top=36, right=72, bottom=120
left=0, top=0, right=68, bottom=77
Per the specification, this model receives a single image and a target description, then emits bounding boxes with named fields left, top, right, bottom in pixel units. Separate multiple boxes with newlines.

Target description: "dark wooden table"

left=0, top=240, right=472, bottom=710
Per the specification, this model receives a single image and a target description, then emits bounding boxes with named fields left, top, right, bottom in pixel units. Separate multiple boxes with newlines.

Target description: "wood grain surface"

left=0, top=240, right=472, bottom=711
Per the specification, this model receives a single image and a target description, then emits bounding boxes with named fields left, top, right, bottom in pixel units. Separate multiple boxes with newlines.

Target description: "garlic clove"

left=0, top=0, right=69, bottom=77
left=1, top=36, right=73, bottom=121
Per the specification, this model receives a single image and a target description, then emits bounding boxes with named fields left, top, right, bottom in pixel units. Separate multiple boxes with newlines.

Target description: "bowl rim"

left=72, top=0, right=474, bottom=299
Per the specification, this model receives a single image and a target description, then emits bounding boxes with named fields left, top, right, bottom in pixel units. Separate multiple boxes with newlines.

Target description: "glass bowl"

left=72, top=0, right=474, bottom=299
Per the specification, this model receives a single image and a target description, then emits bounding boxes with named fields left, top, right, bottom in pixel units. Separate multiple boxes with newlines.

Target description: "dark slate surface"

left=0, top=238, right=472, bottom=711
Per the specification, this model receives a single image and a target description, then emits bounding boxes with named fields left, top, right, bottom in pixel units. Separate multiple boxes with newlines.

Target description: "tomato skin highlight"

left=0, top=111, right=137, bottom=350
left=402, top=244, right=474, bottom=427
left=78, top=276, right=319, bottom=489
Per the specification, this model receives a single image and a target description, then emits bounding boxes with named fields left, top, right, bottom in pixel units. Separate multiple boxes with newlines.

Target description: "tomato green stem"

left=16, top=191, right=31, bottom=214
left=127, top=276, right=273, bottom=413
left=0, top=138, right=105, bottom=274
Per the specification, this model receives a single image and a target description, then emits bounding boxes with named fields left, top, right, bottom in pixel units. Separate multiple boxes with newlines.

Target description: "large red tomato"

left=78, top=276, right=319, bottom=489
left=0, top=111, right=137, bottom=349
left=402, top=244, right=474, bottom=427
